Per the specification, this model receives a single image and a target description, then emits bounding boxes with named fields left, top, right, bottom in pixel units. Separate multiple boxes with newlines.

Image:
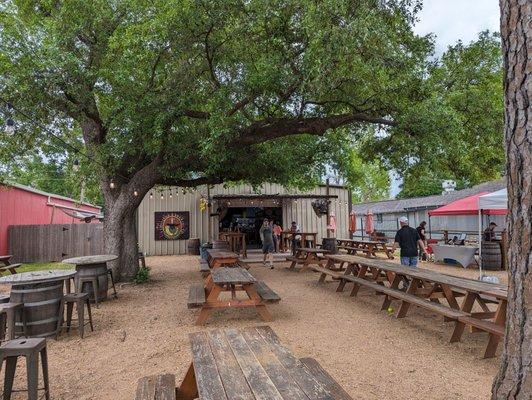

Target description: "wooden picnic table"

left=219, top=231, right=247, bottom=258
left=188, top=267, right=280, bottom=326
left=0, top=255, right=21, bottom=275
left=175, top=325, right=353, bottom=400
left=280, top=231, right=318, bottom=252
left=336, top=238, right=394, bottom=259
left=287, top=247, right=330, bottom=272
left=205, top=249, right=239, bottom=269
left=319, top=254, right=507, bottom=358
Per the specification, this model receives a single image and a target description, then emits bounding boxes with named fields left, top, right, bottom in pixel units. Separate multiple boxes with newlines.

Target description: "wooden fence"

left=8, top=224, right=104, bottom=263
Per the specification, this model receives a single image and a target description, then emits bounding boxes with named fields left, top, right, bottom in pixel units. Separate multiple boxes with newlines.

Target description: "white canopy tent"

left=478, top=189, right=508, bottom=210
left=477, top=189, right=508, bottom=279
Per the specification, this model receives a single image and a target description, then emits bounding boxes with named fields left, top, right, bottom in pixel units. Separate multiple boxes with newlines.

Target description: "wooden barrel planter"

left=11, top=281, right=64, bottom=338
left=212, top=239, right=230, bottom=250
left=482, top=241, right=502, bottom=270
left=321, top=238, right=338, bottom=254
left=187, top=238, right=201, bottom=255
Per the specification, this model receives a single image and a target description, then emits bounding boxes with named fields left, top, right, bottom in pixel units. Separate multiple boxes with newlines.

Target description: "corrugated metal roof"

left=1, top=181, right=102, bottom=210
left=351, top=179, right=506, bottom=215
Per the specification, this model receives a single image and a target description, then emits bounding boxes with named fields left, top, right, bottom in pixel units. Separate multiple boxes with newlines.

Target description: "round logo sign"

left=160, top=214, right=185, bottom=240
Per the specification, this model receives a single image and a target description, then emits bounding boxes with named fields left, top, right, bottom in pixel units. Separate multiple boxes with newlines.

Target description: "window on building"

left=376, top=214, right=383, bottom=223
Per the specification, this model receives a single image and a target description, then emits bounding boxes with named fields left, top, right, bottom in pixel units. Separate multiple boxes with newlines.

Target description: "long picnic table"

left=0, top=255, right=21, bottom=275
left=188, top=267, right=280, bottom=326
left=175, top=326, right=353, bottom=400
left=287, top=247, right=330, bottom=272
left=336, top=239, right=394, bottom=259
left=317, top=254, right=507, bottom=358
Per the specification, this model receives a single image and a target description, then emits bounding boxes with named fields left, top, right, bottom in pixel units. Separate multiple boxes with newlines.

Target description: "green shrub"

left=134, top=266, right=150, bottom=284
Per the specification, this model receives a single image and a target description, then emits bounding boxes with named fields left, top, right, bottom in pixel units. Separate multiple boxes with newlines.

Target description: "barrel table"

left=0, top=270, right=76, bottom=338
left=62, top=255, right=117, bottom=304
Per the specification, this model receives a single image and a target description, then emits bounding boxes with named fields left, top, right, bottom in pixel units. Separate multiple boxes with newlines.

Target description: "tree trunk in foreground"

left=492, top=1, right=531, bottom=398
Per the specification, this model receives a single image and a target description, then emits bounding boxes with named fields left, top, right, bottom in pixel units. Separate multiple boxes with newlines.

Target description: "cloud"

left=413, top=0, right=500, bottom=55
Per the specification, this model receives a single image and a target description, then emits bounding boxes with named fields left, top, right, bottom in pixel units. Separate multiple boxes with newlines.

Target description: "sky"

left=389, top=0, right=501, bottom=197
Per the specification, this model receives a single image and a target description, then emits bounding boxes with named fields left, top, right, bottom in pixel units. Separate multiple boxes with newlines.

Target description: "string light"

left=160, top=193, right=164, bottom=200
left=169, top=189, right=173, bottom=198
left=133, top=189, right=138, bottom=197
left=150, top=192, right=154, bottom=199
left=109, top=181, right=115, bottom=189
left=5, top=118, right=15, bottom=135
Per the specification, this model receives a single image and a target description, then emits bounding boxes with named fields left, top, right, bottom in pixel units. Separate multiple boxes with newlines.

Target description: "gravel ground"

left=0, top=255, right=507, bottom=399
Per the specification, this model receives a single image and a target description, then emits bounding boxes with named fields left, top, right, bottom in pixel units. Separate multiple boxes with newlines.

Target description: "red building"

left=0, top=183, right=102, bottom=255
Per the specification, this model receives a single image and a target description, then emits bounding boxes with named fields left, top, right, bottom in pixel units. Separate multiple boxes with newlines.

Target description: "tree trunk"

left=492, top=1, right=531, bottom=399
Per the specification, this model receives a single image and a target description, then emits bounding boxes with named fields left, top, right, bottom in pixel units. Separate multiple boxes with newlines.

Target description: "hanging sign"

left=154, top=211, right=190, bottom=240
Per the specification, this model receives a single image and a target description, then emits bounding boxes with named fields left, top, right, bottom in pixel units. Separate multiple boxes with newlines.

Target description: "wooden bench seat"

left=342, top=275, right=469, bottom=319
left=255, top=281, right=281, bottom=303
left=187, top=284, right=206, bottom=309
left=0, top=263, right=21, bottom=273
left=457, top=315, right=505, bottom=336
left=300, top=357, right=353, bottom=400
left=235, top=260, right=251, bottom=270
left=310, top=265, right=345, bottom=281
left=135, top=373, right=176, bottom=400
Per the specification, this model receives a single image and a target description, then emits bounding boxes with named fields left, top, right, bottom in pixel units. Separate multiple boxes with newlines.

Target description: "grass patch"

left=16, top=262, right=74, bottom=274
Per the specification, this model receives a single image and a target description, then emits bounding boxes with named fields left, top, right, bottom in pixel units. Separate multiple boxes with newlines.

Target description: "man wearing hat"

left=391, top=216, right=427, bottom=267
left=483, top=222, right=498, bottom=241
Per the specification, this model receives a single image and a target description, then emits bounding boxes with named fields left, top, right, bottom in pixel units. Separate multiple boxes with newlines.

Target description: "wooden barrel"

left=322, top=237, right=338, bottom=254
left=75, top=264, right=109, bottom=302
left=187, top=238, right=201, bottom=255
left=11, top=281, right=64, bottom=338
left=482, top=241, right=502, bottom=270
left=212, top=239, right=230, bottom=250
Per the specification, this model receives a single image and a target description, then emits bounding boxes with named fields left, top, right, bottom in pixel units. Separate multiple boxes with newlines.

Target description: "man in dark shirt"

left=483, top=222, right=498, bottom=241
left=392, top=217, right=427, bottom=267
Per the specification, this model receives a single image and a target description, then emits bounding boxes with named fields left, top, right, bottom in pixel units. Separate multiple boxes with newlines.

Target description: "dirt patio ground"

left=0, top=255, right=507, bottom=399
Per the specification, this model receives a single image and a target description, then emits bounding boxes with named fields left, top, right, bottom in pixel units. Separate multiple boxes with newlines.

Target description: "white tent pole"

left=478, top=209, right=483, bottom=279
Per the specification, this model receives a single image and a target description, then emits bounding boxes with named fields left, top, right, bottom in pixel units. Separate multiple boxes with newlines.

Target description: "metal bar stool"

left=76, top=276, right=100, bottom=308
left=0, top=303, right=27, bottom=341
left=63, top=293, right=94, bottom=339
left=0, top=338, right=50, bottom=400
left=107, top=268, right=118, bottom=299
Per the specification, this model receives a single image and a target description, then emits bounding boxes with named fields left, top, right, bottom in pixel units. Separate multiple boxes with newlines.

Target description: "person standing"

left=392, top=217, right=427, bottom=267
left=290, top=221, right=301, bottom=256
left=272, top=221, right=282, bottom=252
left=260, top=218, right=275, bottom=269
left=416, top=221, right=427, bottom=261
left=483, top=222, right=498, bottom=241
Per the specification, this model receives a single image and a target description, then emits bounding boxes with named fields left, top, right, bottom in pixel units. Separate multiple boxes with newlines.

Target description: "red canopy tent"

left=428, top=192, right=507, bottom=216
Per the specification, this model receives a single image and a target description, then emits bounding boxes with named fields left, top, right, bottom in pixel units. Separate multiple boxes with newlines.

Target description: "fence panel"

left=8, top=224, right=104, bottom=263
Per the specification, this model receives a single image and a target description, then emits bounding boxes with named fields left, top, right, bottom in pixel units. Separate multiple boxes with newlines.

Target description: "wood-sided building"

left=136, top=183, right=351, bottom=256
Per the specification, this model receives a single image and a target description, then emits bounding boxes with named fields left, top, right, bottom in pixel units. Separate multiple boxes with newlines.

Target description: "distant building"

left=0, top=182, right=102, bottom=255
left=137, top=183, right=350, bottom=256
left=351, top=179, right=506, bottom=239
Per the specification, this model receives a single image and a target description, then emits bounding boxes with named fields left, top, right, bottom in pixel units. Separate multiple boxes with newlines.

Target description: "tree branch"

left=232, top=113, right=397, bottom=147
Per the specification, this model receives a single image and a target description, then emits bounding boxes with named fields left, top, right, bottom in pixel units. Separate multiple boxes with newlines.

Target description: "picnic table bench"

left=187, top=267, right=280, bottom=325
left=171, top=326, right=353, bottom=400
left=205, top=249, right=239, bottom=269
left=287, top=247, right=330, bottom=272
left=313, top=254, right=507, bottom=358
left=0, top=255, right=21, bottom=275
left=336, top=239, right=394, bottom=259
left=198, top=258, right=250, bottom=278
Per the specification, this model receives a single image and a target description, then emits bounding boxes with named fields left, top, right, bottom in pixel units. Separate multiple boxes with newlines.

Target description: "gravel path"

left=1, top=255, right=506, bottom=399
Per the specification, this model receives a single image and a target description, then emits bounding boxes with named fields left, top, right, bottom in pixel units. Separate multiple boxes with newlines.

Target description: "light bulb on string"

left=149, top=192, right=154, bottom=199
left=160, top=193, right=164, bottom=200
left=133, top=189, right=138, bottom=197
left=169, top=190, right=173, bottom=199
left=5, top=118, right=15, bottom=135
left=109, top=181, right=115, bottom=189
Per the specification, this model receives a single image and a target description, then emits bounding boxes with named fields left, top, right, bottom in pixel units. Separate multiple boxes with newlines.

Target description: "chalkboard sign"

left=154, top=212, right=190, bottom=240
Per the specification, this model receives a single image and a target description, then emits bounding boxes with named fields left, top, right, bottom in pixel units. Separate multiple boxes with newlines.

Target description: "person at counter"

left=483, top=222, right=499, bottom=241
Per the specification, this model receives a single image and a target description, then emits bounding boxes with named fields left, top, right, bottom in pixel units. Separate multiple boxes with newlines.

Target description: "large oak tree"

left=492, top=1, right=531, bottom=398
left=1, top=0, right=433, bottom=279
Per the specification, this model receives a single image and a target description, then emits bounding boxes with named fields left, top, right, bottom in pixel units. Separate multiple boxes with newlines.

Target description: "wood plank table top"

left=206, top=250, right=239, bottom=259
left=211, top=267, right=256, bottom=285
left=296, top=247, right=330, bottom=254
left=0, top=269, right=76, bottom=285
left=179, top=326, right=352, bottom=400
left=326, top=254, right=507, bottom=299
left=62, top=254, right=118, bottom=265
left=0, top=255, right=12, bottom=263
